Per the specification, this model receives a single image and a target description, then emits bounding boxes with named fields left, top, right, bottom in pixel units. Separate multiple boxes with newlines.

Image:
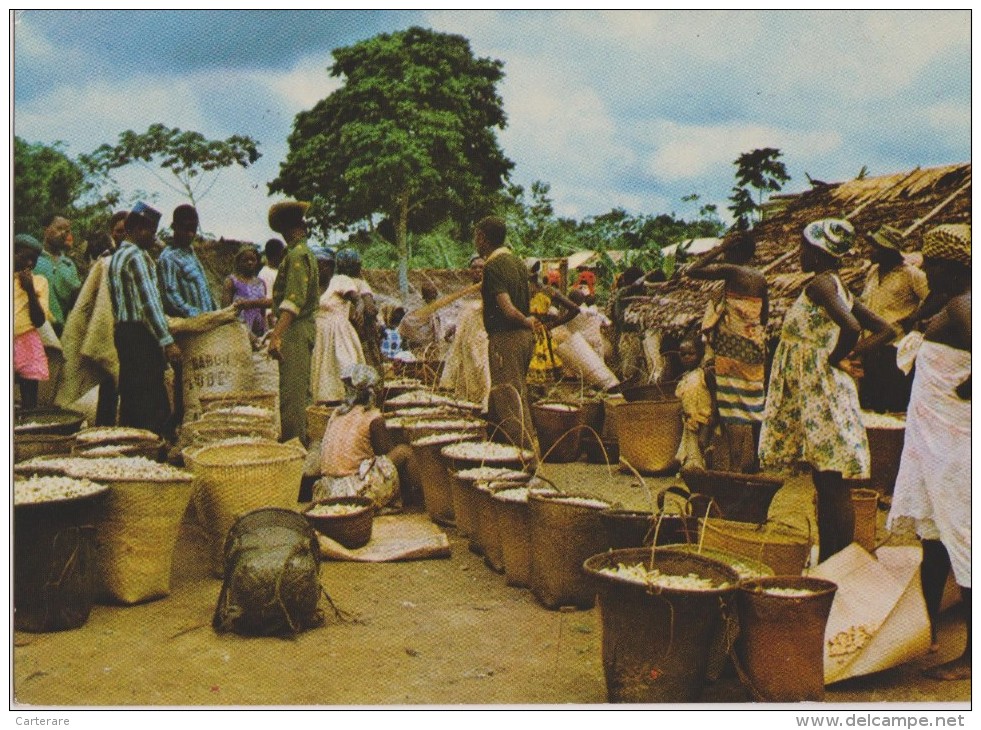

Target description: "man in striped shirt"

left=108, top=202, right=181, bottom=437
left=157, top=204, right=217, bottom=318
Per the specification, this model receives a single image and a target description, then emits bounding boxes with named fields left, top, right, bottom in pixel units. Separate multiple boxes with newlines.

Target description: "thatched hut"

left=621, top=162, right=971, bottom=342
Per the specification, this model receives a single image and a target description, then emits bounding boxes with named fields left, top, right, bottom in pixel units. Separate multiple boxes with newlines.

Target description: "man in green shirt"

left=267, top=201, right=320, bottom=444
left=34, top=215, right=82, bottom=336
left=475, top=215, right=539, bottom=452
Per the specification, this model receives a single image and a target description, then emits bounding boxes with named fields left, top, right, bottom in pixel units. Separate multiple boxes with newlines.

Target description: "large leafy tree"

left=270, top=26, right=514, bottom=292
left=82, top=123, right=261, bottom=208
left=14, top=137, right=89, bottom=236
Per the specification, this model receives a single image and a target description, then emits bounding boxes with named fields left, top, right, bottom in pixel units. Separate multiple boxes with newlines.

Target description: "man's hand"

left=835, top=355, right=864, bottom=381
left=268, top=333, right=283, bottom=361
left=163, top=343, right=181, bottom=365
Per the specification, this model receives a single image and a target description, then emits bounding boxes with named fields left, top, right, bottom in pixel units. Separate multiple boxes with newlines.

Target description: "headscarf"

left=335, top=248, right=361, bottom=276
left=803, top=218, right=855, bottom=259
left=337, top=363, right=380, bottom=414
left=922, top=224, right=971, bottom=267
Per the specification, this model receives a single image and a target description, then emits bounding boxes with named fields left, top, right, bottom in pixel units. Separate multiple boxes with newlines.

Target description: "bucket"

left=850, top=488, right=879, bottom=553
left=583, top=547, right=740, bottom=703
left=531, top=402, right=584, bottom=463
left=185, top=440, right=306, bottom=576
left=529, top=493, right=612, bottom=609
left=14, top=486, right=108, bottom=632
left=734, top=576, right=838, bottom=702
left=613, top=399, right=683, bottom=475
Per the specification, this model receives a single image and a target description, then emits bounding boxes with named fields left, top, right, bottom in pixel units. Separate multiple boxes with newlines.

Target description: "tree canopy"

left=83, top=123, right=261, bottom=208
left=270, top=26, right=515, bottom=291
left=14, top=137, right=89, bottom=236
left=728, top=147, right=790, bottom=228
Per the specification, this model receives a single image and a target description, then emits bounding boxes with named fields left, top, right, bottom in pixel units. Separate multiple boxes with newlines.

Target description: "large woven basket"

left=613, top=399, right=683, bottom=475
left=14, top=434, right=76, bottom=463
left=14, top=407, right=86, bottom=437
left=403, top=417, right=486, bottom=444
left=186, top=440, right=306, bottom=576
left=179, top=419, right=280, bottom=449
left=699, top=518, right=811, bottom=576
left=198, top=390, right=278, bottom=416
left=63, top=461, right=195, bottom=605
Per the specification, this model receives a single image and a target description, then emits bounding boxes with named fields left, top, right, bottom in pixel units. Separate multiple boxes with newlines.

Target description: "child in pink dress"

left=13, top=234, right=52, bottom=410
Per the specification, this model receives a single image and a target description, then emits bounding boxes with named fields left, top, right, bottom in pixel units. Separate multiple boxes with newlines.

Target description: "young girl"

left=674, top=337, right=716, bottom=471
left=13, top=234, right=52, bottom=411
left=223, top=246, right=272, bottom=339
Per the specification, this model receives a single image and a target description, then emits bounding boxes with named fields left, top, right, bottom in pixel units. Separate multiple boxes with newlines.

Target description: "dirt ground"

left=11, top=462, right=970, bottom=709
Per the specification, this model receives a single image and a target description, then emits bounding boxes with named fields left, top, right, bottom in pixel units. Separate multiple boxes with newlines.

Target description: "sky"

left=12, top=9, right=972, bottom=244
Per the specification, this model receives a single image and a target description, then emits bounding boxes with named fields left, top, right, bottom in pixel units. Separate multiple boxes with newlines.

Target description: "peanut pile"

left=14, top=476, right=108, bottom=505
left=599, top=563, right=730, bottom=591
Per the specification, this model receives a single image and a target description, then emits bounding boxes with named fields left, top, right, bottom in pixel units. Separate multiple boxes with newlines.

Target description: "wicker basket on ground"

left=698, top=518, right=812, bottom=576
left=14, top=433, right=76, bottom=463
left=185, top=440, right=307, bottom=576
left=63, top=458, right=195, bottom=605
left=612, top=399, right=683, bottom=475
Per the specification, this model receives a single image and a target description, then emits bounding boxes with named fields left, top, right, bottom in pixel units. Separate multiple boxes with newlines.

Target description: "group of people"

left=13, top=199, right=969, bottom=680
left=655, top=217, right=969, bottom=681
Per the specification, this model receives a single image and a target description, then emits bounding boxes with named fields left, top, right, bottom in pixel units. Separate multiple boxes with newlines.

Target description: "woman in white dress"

left=310, top=270, right=365, bottom=404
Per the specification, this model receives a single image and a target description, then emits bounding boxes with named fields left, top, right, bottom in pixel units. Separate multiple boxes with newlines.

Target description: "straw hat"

left=803, top=218, right=855, bottom=259
left=922, top=224, right=971, bottom=267
left=267, top=201, right=310, bottom=235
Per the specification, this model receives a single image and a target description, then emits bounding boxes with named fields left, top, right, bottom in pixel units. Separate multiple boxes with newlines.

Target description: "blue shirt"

left=108, top=241, right=174, bottom=347
left=156, top=245, right=217, bottom=318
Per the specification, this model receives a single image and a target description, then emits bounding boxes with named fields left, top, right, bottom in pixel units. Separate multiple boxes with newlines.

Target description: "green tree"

left=270, top=26, right=514, bottom=294
left=82, top=123, right=261, bottom=208
left=14, top=137, right=88, bottom=236
left=727, top=147, right=790, bottom=228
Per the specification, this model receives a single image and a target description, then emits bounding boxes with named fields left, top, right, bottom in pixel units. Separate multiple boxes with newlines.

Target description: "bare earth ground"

left=11, top=463, right=970, bottom=708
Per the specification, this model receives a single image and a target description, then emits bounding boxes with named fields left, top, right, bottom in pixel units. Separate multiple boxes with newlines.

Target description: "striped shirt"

left=108, top=242, right=174, bottom=347
left=156, top=245, right=217, bottom=318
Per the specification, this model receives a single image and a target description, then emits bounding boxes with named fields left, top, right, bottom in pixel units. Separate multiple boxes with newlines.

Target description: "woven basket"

left=403, top=418, right=486, bottom=444
left=186, top=440, right=306, bottom=576
left=14, top=408, right=86, bottom=436
left=305, top=402, right=343, bottom=446
left=61, top=466, right=195, bottom=605
left=850, top=488, right=879, bottom=553
left=493, top=486, right=536, bottom=587
left=529, top=493, right=612, bottom=610
left=14, top=434, right=76, bottom=463
left=473, top=482, right=507, bottom=573
left=699, top=518, right=811, bottom=577
left=613, top=399, right=683, bottom=475
left=531, top=402, right=584, bottom=463
left=72, top=440, right=165, bottom=462
left=303, top=496, right=375, bottom=549
left=73, top=426, right=159, bottom=445
left=198, top=390, right=278, bottom=416
left=180, top=419, right=280, bottom=449
left=13, top=456, right=72, bottom=477
left=680, top=469, right=784, bottom=524
left=410, top=432, right=481, bottom=527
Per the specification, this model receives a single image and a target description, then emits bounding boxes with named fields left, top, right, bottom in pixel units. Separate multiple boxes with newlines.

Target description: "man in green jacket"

left=34, top=215, right=81, bottom=336
left=266, top=201, right=320, bottom=444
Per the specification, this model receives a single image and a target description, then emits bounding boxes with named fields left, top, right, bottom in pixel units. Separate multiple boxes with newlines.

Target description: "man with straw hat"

left=887, top=223, right=971, bottom=681
left=858, top=224, right=930, bottom=412
left=267, top=200, right=319, bottom=444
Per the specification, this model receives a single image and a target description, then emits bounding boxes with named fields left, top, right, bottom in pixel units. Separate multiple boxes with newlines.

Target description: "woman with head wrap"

left=310, top=250, right=366, bottom=404
left=315, top=364, right=421, bottom=508
left=887, top=224, right=971, bottom=681
left=758, top=219, right=894, bottom=562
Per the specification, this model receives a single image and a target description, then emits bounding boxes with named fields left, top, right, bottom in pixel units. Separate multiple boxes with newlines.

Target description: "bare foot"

left=922, top=657, right=971, bottom=681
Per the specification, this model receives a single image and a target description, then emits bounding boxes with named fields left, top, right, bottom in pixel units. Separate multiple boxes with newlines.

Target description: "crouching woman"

left=315, top=364, right=421, bottom=509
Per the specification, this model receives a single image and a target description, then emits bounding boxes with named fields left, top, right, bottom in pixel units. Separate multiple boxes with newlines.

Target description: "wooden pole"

left=403, top=283, right=480, bottom=322
left=901, top=177, right=972, bottom=238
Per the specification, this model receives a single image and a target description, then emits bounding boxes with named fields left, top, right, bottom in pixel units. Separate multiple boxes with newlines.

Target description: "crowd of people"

left=12, top=198, right=970, bottom=680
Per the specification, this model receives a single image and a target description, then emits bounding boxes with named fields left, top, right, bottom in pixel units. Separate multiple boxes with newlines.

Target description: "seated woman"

left=315, top=364, right=422, bottom=510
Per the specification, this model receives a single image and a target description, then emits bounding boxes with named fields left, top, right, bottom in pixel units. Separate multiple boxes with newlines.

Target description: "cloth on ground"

left=315, top=512, right=450, bottom=562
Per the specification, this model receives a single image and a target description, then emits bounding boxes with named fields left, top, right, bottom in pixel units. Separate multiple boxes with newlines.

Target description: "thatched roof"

left=622, top=162, right=971, bottom=340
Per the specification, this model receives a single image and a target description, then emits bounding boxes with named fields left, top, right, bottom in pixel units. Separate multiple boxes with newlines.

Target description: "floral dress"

left=527, top=290, right=563, bottom=385
left=758, top=275, right=870, bottom=479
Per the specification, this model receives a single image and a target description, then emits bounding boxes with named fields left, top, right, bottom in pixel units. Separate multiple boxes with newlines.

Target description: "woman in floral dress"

left=758, top=219, right=893, bottom=562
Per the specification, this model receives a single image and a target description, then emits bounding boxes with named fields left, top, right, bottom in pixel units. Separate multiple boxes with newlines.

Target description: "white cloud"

left=644, top=120, right=842, bottom=181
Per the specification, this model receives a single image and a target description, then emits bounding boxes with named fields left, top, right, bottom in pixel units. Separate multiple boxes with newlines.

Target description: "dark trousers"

left=95, top=374, right=119, bottom=426
left=114, top=322, right=172, bottom=438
